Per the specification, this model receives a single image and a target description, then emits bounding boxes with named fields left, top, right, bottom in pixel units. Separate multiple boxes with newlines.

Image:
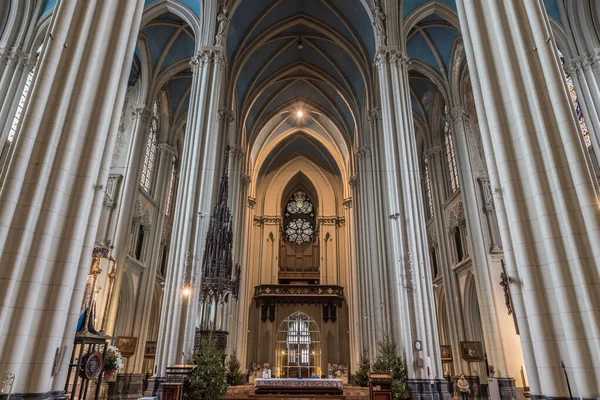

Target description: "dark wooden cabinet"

left=369, top=372, right=393, bottom=400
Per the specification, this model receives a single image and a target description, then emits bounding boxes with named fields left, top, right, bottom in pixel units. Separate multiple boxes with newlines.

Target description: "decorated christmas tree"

left=185, top=338, right=228, bottom=400
left=354, top=350, right=371, bottom=387
left=372, top=336, right=409, bottom=399
left=225, top=352, right=245, bottom=386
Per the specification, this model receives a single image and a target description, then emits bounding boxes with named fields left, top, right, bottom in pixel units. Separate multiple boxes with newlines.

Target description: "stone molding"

left=103, top=174, right=122, bottom=208
left=248, top=196, right=256, bottom=208
left=445, top=199, right=465, bottom=233
left=427, top=221, right=438, bottom=247
left=317, top=216, right=345, bottom=227
left=253, top=215, right=281, bottom=226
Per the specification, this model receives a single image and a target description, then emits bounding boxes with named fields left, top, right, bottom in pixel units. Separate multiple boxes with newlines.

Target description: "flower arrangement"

left=103, top=345, right=124, bottom=378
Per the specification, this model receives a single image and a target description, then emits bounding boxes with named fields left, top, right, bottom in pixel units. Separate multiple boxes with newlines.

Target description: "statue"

left=373, top=5, right=387, bottom=46
left=215, top=7, right=230, bottom=47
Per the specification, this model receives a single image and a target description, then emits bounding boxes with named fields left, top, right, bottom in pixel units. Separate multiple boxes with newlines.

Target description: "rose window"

left=285, top=218, right=314, bottom=245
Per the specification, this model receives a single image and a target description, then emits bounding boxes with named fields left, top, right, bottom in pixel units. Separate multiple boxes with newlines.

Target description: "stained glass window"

left=284, top=191, right=315, bottom=245
left=8, top=69, right=34, bottom=143
left=285, top=218, right=314, bottom=245
left=286, top=191, right=313, bottom=214
left=424, top=159, right=434, bottom=218
left=8, top=46, right=42, bottom=144
left=558, top=49, right=591, bottom=147
left=165, top=159, right=176, bottom=216
left=141, top=101, right=159, bottom=192
left=443, top=105, right=460, bottom=193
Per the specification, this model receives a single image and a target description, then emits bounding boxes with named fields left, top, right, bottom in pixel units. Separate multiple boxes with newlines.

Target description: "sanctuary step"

left=225, top=396, right=345, bottom=400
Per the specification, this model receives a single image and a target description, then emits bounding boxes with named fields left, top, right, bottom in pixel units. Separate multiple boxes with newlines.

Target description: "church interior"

left=0, top=1, right=599, bottom=400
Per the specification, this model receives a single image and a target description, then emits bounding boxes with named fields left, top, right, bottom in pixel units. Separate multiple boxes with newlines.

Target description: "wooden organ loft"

left=279, top=190, right=320, bottom=284
left=253, top=189, right=344, bottom=324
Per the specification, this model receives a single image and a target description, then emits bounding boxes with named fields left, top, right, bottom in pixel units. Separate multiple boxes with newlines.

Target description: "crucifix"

left=499, top=259, right=519, bottom=335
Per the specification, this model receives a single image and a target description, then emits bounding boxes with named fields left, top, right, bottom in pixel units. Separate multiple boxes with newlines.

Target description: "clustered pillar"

left=375, top=48, right=448, bottom=397
left=155, top=48, right=228, bottom=376
left=456, top=0, right=600, bottom=397
left=0, top=0, right=144, bottom=396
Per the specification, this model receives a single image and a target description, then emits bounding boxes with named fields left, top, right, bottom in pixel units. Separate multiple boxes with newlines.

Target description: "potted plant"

left=103, top=345, right=124, bottom=380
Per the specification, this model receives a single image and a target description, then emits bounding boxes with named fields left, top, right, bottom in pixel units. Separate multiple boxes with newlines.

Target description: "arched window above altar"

left=284, top=191, right=315, bottom=245
left=279, top=188, right=320, bottom=283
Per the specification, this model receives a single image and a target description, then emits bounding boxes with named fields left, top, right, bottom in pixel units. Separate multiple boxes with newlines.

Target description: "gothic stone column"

left=0, top=0, right=144, bottom=396
left=155, top=48, right=228, bottom=376
left=376, top=49, right=450, bottom=399
left=457, top=0, right=600, bottom=397
left=449, top=107, right=525, bottom=389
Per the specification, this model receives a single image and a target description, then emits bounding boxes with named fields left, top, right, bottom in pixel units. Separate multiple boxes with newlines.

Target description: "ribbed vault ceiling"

left=227, top=0, right=375, bottom=180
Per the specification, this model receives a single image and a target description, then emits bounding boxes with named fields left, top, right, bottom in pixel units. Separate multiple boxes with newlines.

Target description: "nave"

left=0, top=1, right=599, bottom=400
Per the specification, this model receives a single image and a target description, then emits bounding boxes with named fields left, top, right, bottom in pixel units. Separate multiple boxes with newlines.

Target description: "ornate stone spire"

left=199, top=146, right=240, bottom=305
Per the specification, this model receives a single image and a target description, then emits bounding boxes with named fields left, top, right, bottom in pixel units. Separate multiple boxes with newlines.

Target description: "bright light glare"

left=297, top=110, right=303, bottom=117
left=182, top=286, right=191, bottom=296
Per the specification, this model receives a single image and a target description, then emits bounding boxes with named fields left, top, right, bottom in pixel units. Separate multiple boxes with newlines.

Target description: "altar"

left=254, top=378, right=344, bottom=395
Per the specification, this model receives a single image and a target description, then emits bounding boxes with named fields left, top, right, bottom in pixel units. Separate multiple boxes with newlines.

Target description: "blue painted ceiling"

left=259, top=133, right=340, bottom=177
left=229, top=0, right=374, bottom=149
left=139, top=12, right=195, bottom=123
left=144, top=0, right=200, bottom=18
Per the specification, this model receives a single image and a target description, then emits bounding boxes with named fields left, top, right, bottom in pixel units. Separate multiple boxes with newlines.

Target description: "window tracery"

left=444, top=105, right=460, bottom=193
left=558, top=49, right=591, bottom=147
left=165, top=160, right=176, bottom=216
left=141, top=101, right=159, bottom=192
left=424, top=159, right=434, bottom=218
left=284, top=191, right=315, bottom=245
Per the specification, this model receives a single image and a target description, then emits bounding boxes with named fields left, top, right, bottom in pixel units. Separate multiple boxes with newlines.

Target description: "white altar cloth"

left=254, top=378, right=344, bottom=392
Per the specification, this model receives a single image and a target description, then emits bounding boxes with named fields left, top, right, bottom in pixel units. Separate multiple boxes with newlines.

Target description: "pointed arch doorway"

left=276, top=312, right=322, bottom=378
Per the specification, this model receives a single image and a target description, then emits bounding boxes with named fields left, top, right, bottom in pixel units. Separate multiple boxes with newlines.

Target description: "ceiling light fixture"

left=297, top=110, right=303, bottom=117
left=298, top=39, right=303, bottom=50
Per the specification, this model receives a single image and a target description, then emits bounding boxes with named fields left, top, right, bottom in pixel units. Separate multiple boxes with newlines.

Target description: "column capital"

left=241, top=174, right=251, bottom=187
left=375, top=49, right=410, bottom=68
left=424, top=146, right=444, bottom=161
left=581, top=55, right=595, bottom=72
left=343, top=197, right=352, bottom=209
left=230, top=145, right=245, bottom=160
left=248, top=196, right=256, bottom=209
left=367, top=107, right=382, bottom=122
left=157, top=143, right=178, bottom=160
left=190, top=49, right=228, bottom=71
left=218, top=107, right=235, bottom=123
left=349, top=175, right=359, bottom=189
left=5, top=48, right=26, bottom=66
left=356, top=146, right=372, bottom=160
left=563, top=57, right=582, bottom=75
left=448, top=106, right=468, bottom=123
left=132, top=106, right=151, bottom=122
